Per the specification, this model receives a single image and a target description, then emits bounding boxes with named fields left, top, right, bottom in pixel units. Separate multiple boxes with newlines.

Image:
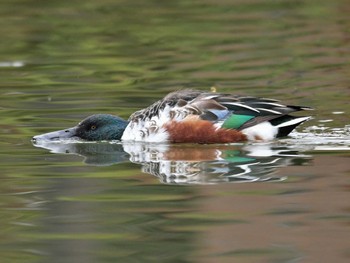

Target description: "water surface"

left=1, top=0, right=349, bottom=262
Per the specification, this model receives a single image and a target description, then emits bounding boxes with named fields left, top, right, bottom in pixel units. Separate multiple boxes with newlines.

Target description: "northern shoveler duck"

left=32, top=89, right=312, bottom=143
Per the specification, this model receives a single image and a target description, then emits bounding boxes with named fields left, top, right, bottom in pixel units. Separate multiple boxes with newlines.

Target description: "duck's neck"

left=98, top=119, right=129, bottom=141
left=114, top=120, right=129, bottom=140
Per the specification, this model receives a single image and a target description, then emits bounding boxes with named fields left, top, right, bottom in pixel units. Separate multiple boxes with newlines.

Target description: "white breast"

left=121, top=103, right=202, bottom=142
left=121, top=105, right=175, bottom=142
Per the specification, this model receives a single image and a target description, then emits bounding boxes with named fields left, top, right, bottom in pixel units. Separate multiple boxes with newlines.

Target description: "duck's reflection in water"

left=33, top=140, right=311, bottom=184
left=123, top=143, right=311, bottom=184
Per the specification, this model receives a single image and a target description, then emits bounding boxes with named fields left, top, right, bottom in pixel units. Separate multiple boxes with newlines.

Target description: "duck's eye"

left=91, top=125, right=97, bottom=130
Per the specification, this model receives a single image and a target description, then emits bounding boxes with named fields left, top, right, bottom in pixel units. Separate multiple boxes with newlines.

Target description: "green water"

left=1, top=0, right=349, bottom=262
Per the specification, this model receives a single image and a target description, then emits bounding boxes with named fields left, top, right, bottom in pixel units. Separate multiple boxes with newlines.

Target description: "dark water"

left=1, top=0, right=349, bottom=262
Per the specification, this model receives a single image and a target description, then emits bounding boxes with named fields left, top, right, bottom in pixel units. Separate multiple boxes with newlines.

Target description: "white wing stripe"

left=256, top=108, right=282, bottom=115
left=222, top=102, right=260, bottom=113
left=251, top=102, right=285, bottom=107
left=276, top=116, right=311, bottom=128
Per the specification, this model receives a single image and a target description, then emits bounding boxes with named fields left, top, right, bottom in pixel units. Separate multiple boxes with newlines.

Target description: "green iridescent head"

left=33, top=114, right=129, bottom=141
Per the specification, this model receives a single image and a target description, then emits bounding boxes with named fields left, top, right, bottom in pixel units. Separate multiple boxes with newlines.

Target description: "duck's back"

left=121, top=90, right=311, bottom=143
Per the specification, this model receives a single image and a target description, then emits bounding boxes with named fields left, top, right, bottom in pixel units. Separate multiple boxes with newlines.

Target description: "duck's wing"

left=194, top=93, right=312, bottom=129
left=192, top=93, right=312, bottom=139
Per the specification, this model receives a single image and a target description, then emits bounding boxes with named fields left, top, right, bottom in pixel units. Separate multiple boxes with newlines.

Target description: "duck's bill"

left=32, top=126, right=78, bottom=142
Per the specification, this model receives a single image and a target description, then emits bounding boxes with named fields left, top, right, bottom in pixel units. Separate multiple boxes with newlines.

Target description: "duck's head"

left=32, top=114, right=129, bottom=142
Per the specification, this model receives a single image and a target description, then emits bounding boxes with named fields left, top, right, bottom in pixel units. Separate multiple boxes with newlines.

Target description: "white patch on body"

left=242, top=122, right=278, bottom=141
left=121, top=120, right=169, bottom=142
left=121, top=105, right=191, bottom=142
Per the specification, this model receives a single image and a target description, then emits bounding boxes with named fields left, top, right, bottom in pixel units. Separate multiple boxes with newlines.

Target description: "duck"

left=32, top=89, right=312, bottom=143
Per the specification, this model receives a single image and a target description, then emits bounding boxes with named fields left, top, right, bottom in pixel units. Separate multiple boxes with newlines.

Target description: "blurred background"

left=0, top=0, right=349, bottom=262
